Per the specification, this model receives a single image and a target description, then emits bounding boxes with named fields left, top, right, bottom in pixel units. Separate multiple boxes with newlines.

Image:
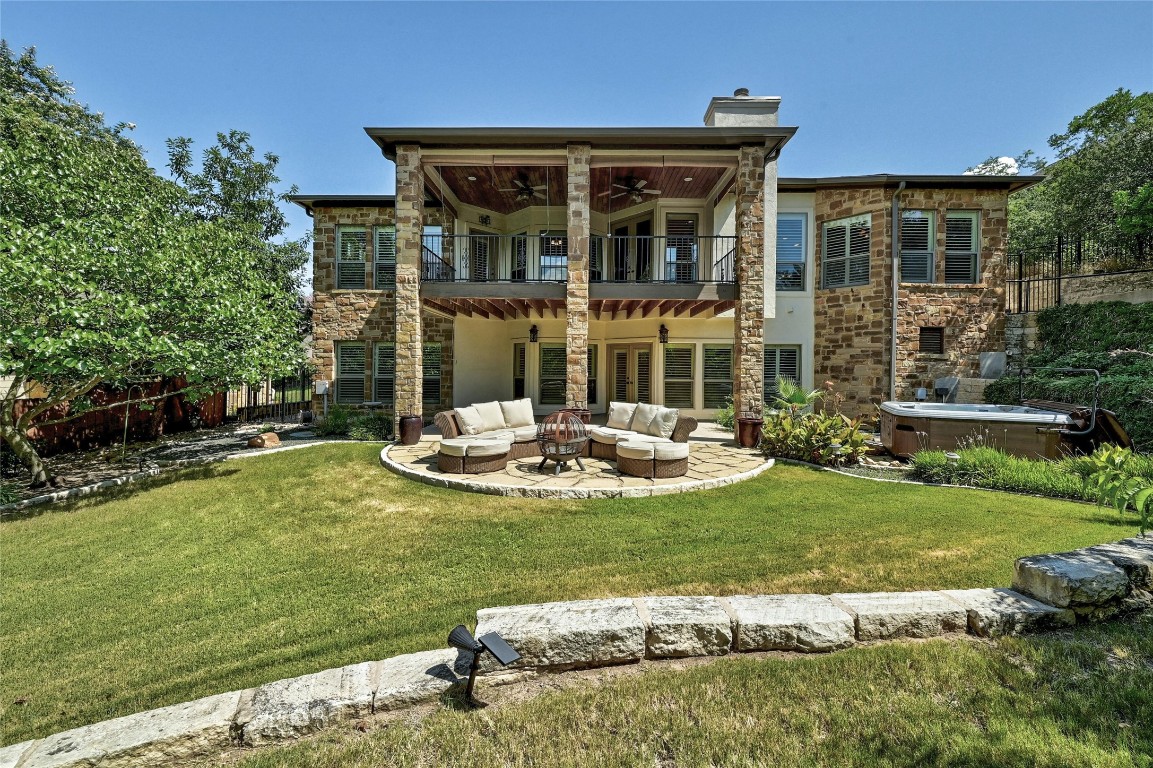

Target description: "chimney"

left=704, top=88, right=780, bottom=127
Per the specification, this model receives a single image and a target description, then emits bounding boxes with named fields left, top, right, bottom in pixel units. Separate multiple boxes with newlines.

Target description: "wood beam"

left=689, top=300, right=716, bottom=318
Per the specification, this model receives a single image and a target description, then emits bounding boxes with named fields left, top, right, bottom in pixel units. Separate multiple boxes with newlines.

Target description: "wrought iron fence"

left=1007, top=232, right=1151, bottom=313
left=224, top=368, right=313, bottom=424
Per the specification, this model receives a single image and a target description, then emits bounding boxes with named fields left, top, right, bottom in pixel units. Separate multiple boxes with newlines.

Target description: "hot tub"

left=879, top=402, right=1074, bottom=459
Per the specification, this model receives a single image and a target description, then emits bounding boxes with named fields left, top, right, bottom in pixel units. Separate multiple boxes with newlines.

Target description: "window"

left=374, top=343, right=395, bottom=404
left=764, top=346, right=801, bottom=401
left=703, top=345, right=734, bottom=409
left=512, top=342, right=526, bottom=398
left=590, top=235, right=604, bottom=282
left=334, top=342, right=366, bottom=404
left=663, top=344, right=694, bottom=409
left=821, top=214, right=871, bottom=288
left=665, top=216, right=698, bottom=282
left=423, top=343, right=442, bottom=409
left=374, top=226, right=396, bottom=288
left=919, top=327, right=945, bottom=355
left=511, top=234, right=528, bottom=282
left=539, top=343, right=566, bottom=406
left=336, top=227, right=367, bottom=289
left=587, top=346, right=598, bottom=406
left=945, top=211, right=980, bottom=283
left=540, top=232, right=568, bottom=282
left=899, top=210, right=934, bottom=283
left=422, top=225, right=449, bottom=281
left=776, top=213, right=807, bottom=291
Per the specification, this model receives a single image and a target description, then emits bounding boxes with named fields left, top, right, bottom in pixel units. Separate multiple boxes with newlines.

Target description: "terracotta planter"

left=399, top=415, right=423, bottom=445
left=736, top=416, right=763, bottom=449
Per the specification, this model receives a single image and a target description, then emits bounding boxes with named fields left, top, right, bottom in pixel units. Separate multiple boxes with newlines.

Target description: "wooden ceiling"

left=423, top=297, right=735, bottom=320
left=427, top=165, right=730, bottom=216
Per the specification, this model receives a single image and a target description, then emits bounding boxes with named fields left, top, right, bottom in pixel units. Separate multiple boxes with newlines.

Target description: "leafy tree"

left=0, top=43, right=304, bottom=486
left=1114, top=183, right=1153, bottom=238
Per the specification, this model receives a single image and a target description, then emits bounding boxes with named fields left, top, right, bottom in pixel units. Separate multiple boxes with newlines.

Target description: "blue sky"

left=4, top=1, right=1151, bottom=242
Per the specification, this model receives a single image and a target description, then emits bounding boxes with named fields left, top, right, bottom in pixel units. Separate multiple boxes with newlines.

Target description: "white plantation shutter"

left=422, top=343, right=442, bottom=409
left=636, top=348, right=651, bottom=403
left=776, top=213, right=806, bottom=291
left=945, top=212, right=979, bottom=283
left=335, top=342, right=366, bottom=404
left=663, top=345, right=694, bottom=408
left=337, top=228, right=367, bottom=289
left=900, top=211, right=934, bottom=283
left=539, top=344, right=566, bottom=406
left=764, top=346, right=801, bottom=400
left=702, top=345, right=734, bottom=409
left=586, top=346, right=598, bottom=406
left=374, top=226, right=396, bottom=287
left=822, top=222, right=848, bottom=287
left=513, top=343, right=526, bottom=398
left=374, top=343, right=395, bottom=404
left=665, top=217, right=698, bottom=282
left=848, top=219, right=871, bottom=284
left=823, top=215, right=869, bottom=288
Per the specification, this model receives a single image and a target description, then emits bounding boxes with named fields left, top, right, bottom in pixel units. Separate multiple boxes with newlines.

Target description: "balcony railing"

left=419, top=234, right=737, bottom=284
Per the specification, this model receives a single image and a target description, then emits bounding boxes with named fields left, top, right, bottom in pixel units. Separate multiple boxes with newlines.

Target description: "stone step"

left=1012, top=550, right=1129, bottom=609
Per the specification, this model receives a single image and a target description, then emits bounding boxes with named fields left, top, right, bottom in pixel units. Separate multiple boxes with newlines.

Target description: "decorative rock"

left=24, top=690, right=242, bottom=768
left=1085, top=538, right=1153, bottom=589
left=639, top=596, right=733, bottom=658
left=374, top=648, right=472, bottom=711
left=474, top=598, right=645, bottom=671
left=831, top=591, right=967, bottom=640
left=246, top=432, right=281, bottom=449
left=1, top=741, right=38, bottom=768
left=235, top=662, right=376, bottom=747
left=940, top=588, right=1076, bottom=637
left=727, top=594, right=855, bottom=652
left=1012, top=551, right=1129, bottom=608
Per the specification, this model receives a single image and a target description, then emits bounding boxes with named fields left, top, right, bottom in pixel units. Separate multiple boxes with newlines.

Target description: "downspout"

left=889, top=181, right=906, bottom=402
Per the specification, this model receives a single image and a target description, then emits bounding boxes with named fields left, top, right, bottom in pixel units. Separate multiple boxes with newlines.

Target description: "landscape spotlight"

left=447, top=624, right=521, bottom=706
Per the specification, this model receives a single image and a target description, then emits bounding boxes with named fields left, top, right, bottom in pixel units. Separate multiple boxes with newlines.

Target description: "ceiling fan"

left=498, top=174, right=547, bottom=202
left=598, top=175, right=662, bottom=204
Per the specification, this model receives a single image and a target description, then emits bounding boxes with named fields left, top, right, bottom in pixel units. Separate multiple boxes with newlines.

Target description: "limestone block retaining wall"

left=4, top=534, right=1148, bottom=768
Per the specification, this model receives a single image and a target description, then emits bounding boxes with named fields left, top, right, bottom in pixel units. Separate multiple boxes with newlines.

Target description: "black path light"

left=447, top=624, right=521, bottom=706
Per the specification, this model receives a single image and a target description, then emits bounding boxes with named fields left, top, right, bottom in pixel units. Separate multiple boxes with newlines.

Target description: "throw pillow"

left=500, top=398, right=535, bottom=428
left=474, top=401, right=507, bottom=432
left=630, top=402, right=660, bottom=434
left=455, top=406, right=485, bottom=436
left=606, top=401, right=638, bottom=430
left=649, top=407, right=679, bottom=439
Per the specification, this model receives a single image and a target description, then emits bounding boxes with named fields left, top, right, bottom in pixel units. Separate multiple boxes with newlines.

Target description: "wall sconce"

left=529, top=325, right=539, bottom=343
left=658, top=324, right=669, bottom=344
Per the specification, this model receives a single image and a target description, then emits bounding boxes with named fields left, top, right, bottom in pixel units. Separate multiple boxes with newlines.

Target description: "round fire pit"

left=536, top=410, right=589, bottom=475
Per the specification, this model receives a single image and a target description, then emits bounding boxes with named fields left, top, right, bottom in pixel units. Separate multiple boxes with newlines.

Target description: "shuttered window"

left=821, top=215, right=870, bottom=288
left=336, top=227, right=367, bottom=289
left=764, top=346, right=801, bottom=401
left=663, top=344, right=694, bottom=409
left=919, top=327, right=945, bottom=355
left=540, top=232, right=568, bottom=282
left=587, top=346, right=598, bottom=406
left=702, top=345, right=734, bottom=409
left=636, top=348, right=651, bottom=403
left=423, top=343, right=442, bottom=410
left=899, top=211, right=934, bottom=283
left=335, top=342, right=366, bottom=404
left=665, top=217, right=698, bottom=282
left=539, top=344, right=566, bottom=406
left=512, top=343, right=526, bottom=399
left=776, top=213, right=807, bottom=291
left=945, top=211, right=979, bottom=283
left=374, top=343, right=395, bottom=405
left=374, top=226, right=396, bottom=288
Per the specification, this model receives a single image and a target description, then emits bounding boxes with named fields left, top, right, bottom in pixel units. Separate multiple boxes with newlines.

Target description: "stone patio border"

left=378, top=445, right=775, bottom=498
left=4, top=534, right=1148, bottom=768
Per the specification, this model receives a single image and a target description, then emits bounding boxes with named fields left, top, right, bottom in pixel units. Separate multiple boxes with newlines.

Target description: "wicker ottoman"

left=437, top=437, right=512, bottom=474
left=616, top=439, right=690, bottom=479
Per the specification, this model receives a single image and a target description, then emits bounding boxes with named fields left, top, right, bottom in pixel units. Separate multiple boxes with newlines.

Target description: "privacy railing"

left=1007, top=233, right=1151, bottom=313
left=419, top=234, right=737, bottom=284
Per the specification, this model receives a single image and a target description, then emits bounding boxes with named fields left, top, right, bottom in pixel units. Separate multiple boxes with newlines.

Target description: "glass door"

left=608, top=343, right=653, bottom=404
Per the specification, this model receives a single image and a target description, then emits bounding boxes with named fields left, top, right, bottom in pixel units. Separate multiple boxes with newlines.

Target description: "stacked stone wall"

left=1060, top=270, right=1153, bottom=305
left=734, top=146, right=767, bottom=421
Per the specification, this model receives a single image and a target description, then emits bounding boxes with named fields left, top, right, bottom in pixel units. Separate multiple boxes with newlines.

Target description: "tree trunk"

left=0, top=419, right=49, bottom=487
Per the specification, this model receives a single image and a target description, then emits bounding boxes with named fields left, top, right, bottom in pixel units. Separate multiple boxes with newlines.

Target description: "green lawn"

left=223, top=614, right=1153, bottom=768
left=0, top=443, right=1137, bottom=745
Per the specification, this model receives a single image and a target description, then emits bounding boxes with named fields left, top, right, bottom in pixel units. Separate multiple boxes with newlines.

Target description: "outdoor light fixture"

left=945, top=452, right=960, bottom=466
left=447, top=624, right=521, bottom=706
left=914, top=387, right=928, bottom=402
left=659, top=324, right=669, bottom=344
left=529, top=325, right=539, bottom=343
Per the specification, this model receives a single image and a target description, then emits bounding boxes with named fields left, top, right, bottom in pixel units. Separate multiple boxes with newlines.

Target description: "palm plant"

left=772, top=378, right=823, bottom=414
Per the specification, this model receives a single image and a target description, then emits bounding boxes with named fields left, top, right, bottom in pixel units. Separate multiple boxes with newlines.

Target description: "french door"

left=608, top=344, right=652, bottom=404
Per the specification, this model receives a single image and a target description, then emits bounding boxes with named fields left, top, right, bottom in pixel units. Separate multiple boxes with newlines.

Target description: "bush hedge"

left=985, top=301, right=1153, bottom=449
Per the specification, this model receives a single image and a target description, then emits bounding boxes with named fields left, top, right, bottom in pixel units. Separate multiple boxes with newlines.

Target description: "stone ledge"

left=940, top=588, right=1076, bottom=637
left=1012, top=550, right=1130, bottom=609
left=831, top=591, right=968, bottom=640
left=726, top=594, right=856, bottom=652
left=638, top=596, right=733, bottom=658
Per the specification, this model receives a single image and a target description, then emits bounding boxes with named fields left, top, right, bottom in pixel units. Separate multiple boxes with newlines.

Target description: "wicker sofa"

left=588, top=402, right=697, bottom=461
left=434, top=398, right=541, bottom=460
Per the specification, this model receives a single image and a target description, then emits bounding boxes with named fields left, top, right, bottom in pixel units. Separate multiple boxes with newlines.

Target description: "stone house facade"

left=294, top=90, right=1038, bottom=429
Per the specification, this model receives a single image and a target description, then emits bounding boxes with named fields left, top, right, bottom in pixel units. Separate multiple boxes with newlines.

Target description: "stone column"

left=565, top=144, right=591, bottom=409
left=394, top=144, right=424, bottom=432
left=734, top=145, right=767, bottom=434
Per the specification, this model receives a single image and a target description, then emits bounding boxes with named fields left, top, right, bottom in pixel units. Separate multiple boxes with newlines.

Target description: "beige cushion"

left=438, top=438, right=472, bottom=457
left=606, top=401, right=638, bottom=430
left=476, top=430, right=515, bottom=442
left=466, top=439, right=511, bottom=457
left=512, top=425, right=538, bottom=442
left=616, top=440, right=655, bottom=460
left=621, top=434, right=670, bottom=445
left=590, top=426, right=637, bottom=445
left=455, top=407, right=485, bottom=436
left=654, top=442, right=690, bottom=461
left=500, top=398, right=535, bottom=428
left=474, top=401, right=506, bottom=432
left=630, top=402, right=660, bottom=434
left=649, top=407, right=679, bottom=439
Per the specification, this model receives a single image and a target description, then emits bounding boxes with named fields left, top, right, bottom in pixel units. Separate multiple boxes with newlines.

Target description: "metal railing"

left=1007, top=232, right=1151, bottom=313
left=224, top=368, right=313, bottom=423
left=419, top=234, right=738, bottom=284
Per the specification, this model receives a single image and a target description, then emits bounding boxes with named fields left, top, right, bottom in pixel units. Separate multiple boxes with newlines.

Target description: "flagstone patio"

left=380, top=423, right=772, bottom=498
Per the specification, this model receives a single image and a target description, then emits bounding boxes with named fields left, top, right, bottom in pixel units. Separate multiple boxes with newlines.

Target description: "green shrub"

left=347, top=412, right=394, bottom=442
left=1084, top=445, right=1153, bottom=534
left=0, top=482, right=18, bottom=505
left=714, top=398, right=735, bottom=431
left=760, top=410, right=868, bottom=466
left=313, top=404, right=353, bottom=437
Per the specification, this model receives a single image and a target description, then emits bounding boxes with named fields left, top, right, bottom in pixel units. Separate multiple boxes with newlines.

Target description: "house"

left=291, top=89, right=1040, bottom=431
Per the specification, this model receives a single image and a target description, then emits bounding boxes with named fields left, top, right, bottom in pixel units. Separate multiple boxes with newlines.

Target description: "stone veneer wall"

left=1060, top=269, right=1153, bottom=306
left=734, top=146, right=767, bottom=421
left=565, top=144, right=591, bottom=409
left=813, top=186, right=1010, bottom=418
left=310, top=204, right=453, bottom=416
